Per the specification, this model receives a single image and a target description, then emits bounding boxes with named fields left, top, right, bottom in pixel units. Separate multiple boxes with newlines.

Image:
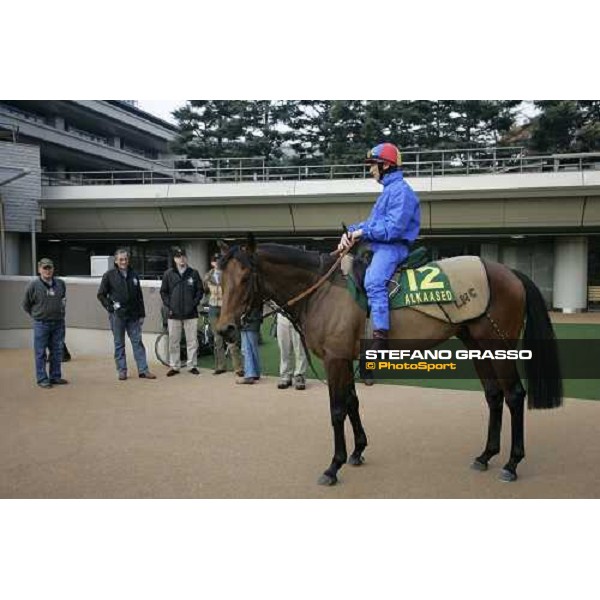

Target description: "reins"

left=259, top=245, right=353, bottom=385
left=261, top=245, right=350, bottom=320
left=227, top=240, right=355, bottom=386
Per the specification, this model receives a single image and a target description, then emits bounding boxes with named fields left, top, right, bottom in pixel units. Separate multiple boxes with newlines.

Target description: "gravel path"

left=1, top=349, right=598, bottom=498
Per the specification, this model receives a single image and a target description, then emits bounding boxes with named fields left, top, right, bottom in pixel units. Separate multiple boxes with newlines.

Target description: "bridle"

left=220, top=244, right=349, bottom=323
left=219, top=244, right=351, bottom=384
left=219, top=248, right=264, bottom=327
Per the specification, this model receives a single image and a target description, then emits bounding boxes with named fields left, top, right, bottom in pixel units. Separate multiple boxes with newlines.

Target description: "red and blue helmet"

left=366, top=142, right=402, bottom=166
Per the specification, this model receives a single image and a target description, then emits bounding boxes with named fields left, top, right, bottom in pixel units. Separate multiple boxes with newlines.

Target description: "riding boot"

left=371, top=329, right=389, bottom=353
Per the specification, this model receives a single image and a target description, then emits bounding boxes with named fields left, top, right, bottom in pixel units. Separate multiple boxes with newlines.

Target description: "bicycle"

left=155, top=306, right=214, bottom=367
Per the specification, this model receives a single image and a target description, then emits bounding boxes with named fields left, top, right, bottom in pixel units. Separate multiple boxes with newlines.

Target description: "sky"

left=137, top=100, right=186, bottom=124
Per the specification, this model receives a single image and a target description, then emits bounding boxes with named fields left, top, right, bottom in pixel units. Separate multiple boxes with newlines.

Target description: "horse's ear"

left=217, top=240, right=229, bottom=254
left=245, top=232, right=256, bottom=255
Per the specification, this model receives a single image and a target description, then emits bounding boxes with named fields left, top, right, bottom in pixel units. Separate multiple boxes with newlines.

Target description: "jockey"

left=338, top=142, right=421, bottom=350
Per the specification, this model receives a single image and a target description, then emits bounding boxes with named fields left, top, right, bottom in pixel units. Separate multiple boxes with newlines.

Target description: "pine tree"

left=530, top=101, right=600, bottom=152
left=243, top=101, right=296, bottom=163
left=171, top=100, right=248, bottom=158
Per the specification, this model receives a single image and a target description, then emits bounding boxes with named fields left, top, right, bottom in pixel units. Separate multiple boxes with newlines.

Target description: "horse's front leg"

left=318, top=359, right=353, bottom=486
left=347, top=379, right=368, bottom=465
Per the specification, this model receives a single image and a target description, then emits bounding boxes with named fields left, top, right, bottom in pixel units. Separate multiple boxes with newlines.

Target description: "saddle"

left=343, top=249, right=490, bottom=324
left=346, top=245, right=429, bottom=292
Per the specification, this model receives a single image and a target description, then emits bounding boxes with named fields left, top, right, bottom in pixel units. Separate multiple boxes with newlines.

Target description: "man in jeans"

left=236, top=306, right=263, bottom=385
left=97, top=249, right=156, bottom=381
left=160, top=247, right=203, bottom=376
left=22, top=258, right=68, bottom=388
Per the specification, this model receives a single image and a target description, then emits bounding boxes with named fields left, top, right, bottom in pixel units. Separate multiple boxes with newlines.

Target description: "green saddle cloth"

left=347, top=247, right=455, bottom=311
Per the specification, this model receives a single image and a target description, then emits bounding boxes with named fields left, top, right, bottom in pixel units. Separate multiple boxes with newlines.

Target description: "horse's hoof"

left=317, top=473, right=338, bottom=486
left=470, top=459, right=488, bottom=472
left=499, top=469, right=518, bottom=482
left=348, top=455, right=365, bottom=466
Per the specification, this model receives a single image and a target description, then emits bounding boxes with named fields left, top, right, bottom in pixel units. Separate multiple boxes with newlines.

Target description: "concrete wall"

left=0, top=141, right=41, bottom=232
left=498, top=241, right=554, bottom=305
left=40, top=170, right=600, bottom=236
left=553, top=237, right=588, bottom=312
left=4, top=232, right=21, bottom=275
left=0, top=276, right=164, bottom=333
left=0, top=326, right=161, bottom=364
left=0, top=275, right=166, bottom=357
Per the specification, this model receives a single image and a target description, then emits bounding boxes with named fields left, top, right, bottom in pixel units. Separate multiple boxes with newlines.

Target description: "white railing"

left=41, top=147, right=600, bottom=186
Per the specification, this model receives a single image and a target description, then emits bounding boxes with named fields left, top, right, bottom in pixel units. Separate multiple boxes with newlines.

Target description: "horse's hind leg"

left=458, top=332, right=504, bottom=471
left=493, top=363, right=527, bottom=482
left=502, top=378, right=526, bottom=482
left=472, top=368, right=504, bottom=471
left=318, top=358, right=353, bottom=486
left=467, top=356, right=504, bottom=472
left=347, top=380, right=368, bottom=466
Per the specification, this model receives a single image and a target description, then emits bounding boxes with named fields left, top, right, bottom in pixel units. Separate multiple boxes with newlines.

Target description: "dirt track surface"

left=1, top=349, right=599, bottom=499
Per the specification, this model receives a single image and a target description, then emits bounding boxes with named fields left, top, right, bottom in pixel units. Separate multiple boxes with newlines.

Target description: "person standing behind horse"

left=338, top=143, right=421, bottom=351
left=203, top=253, right=243, bottom=377
left=276, top=313, right=307, bottom=390
left=97, top=249, right=156, bottom=381
left=237, top=306, right=263, bottom=385
left=160, top=247, right=203, bottom=377
left=22, top=258, right=68, bottom=388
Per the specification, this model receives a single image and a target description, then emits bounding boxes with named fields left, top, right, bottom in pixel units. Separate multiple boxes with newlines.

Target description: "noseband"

left=219, top=247, right=264, bottom=326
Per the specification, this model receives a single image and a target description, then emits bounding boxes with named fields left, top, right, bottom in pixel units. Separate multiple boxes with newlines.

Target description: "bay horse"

left=216, top=236, right=563, bottom=485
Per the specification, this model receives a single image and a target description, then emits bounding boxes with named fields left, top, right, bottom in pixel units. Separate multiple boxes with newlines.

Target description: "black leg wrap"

left=502, top=380, right=526, bottom=481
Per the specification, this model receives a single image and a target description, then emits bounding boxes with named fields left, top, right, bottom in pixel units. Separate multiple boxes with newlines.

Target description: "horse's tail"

left=512, top=270, right=563, bottom=409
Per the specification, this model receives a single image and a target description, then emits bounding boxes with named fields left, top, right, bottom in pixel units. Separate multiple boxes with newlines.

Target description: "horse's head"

left=215, top=234, right=262, bottom=343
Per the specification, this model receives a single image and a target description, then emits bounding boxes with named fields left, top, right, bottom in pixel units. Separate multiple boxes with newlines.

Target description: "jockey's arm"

left=337, top=228, right=363, bottom=251
left=360, top=187, right=415, bottom=243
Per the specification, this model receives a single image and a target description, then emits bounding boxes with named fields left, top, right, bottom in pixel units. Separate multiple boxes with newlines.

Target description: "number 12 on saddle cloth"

left=346, top=255, right=490, bottom=324
left=389, top=256, right=491, bottom=323
left=389, top=264, right=455, bottom=307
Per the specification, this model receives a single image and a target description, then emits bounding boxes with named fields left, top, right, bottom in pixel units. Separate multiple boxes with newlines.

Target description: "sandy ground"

left=1, top=348, right=599, bottom=499
left=549, top=311, right=600, bottom=324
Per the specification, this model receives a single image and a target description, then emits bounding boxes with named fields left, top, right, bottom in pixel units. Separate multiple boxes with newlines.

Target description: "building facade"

left=0, top=100, right=178, bottom=275
left=1, top=103, right=599, bottom=311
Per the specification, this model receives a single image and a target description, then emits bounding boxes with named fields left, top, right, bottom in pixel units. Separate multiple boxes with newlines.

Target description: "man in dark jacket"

left=97, top=249, right=156, bottom=381
left=22, top=258, right=68, bottom=388
left=160, top=247, right=203, bottom=376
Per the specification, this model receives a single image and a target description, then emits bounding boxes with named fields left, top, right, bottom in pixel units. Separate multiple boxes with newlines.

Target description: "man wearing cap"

left=338, top=142, right=421, bottom=351
left=97, top=249, right=156, bottom=381
left=160, top=247, right=203, bottom=376
left=22, top=258, right=68, bottom=388
left=203, top=253, right=243, bottom=376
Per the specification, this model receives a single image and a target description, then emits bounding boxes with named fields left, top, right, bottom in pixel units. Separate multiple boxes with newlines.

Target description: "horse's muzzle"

left=218, top=323, right=237, bottom=343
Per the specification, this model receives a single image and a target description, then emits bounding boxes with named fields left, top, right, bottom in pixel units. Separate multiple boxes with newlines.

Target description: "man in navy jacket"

left=160, top=247, right=203, bottom=376
left=97, top=249, right=157, bottom=381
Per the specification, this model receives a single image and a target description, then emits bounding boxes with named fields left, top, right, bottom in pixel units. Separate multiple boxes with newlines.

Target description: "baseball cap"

left=38, top=258, right=54, bottom=268
left=172, top=247, right=186, bottom=257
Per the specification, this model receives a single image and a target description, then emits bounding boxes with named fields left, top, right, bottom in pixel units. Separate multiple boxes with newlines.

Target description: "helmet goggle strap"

left=370, top=160, right=396, bottom=180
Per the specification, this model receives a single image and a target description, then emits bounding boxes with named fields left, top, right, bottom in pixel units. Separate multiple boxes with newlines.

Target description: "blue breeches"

left=364, top=244, right=409, bottom=331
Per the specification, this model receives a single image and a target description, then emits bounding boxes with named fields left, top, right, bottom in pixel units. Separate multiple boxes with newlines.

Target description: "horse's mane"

left=221, top=243, right=335, bottom=274
left=258, top=244, right=331, bottom=272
